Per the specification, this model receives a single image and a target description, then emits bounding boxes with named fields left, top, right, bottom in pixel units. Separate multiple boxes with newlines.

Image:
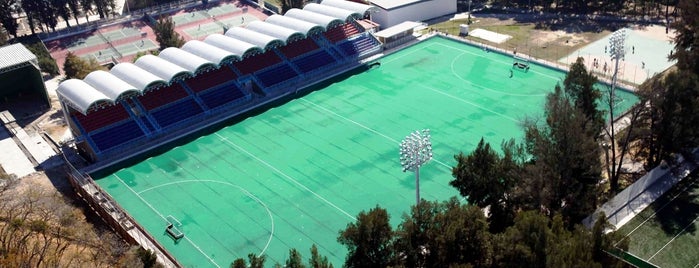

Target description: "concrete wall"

left=371, top=0, right=456, bottom=28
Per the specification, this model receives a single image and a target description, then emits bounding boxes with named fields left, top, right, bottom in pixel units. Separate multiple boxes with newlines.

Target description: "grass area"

left=427, top=17, right=611, bottom=63
left=615, top=171, right=699, bottom=268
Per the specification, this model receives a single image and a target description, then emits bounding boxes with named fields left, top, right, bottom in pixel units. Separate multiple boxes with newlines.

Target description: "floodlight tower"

left=399, top=129, right=433, bottom=205
left=606, top=29, right=627, bottom=184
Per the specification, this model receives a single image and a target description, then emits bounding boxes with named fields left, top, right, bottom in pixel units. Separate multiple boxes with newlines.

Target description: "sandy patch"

left=533, top=30, right=588, bottom=47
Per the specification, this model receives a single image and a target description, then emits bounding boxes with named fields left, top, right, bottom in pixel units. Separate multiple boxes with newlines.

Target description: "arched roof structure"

left=303, top=3, right=359, bottom=21
left=159, top=47, right=217, bottom=74
left=204, top=34, right=263, bottom=58
left=110, top=63, right=167, bottom=91
left=265, top=14, right=325, bottom=36
left=134, top=55, right=192, bottom=83
left=285, top=9, right=344, bottom=29
left=245, top=21, right=305, bottom=43
left=83, top=70, right=139, bottom=102
left=57, top=79, right=112, bottom=114
left=224, top=27, right=284, bottom=50
left=320, top=0, right=378, bottom=16
left=182, top=40, right=241, bottom=65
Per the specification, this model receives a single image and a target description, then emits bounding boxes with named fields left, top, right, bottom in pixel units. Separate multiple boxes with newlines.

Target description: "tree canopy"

left=154, top=16, right=185, bottom=50
left=63, top=51, right=105, bottom=79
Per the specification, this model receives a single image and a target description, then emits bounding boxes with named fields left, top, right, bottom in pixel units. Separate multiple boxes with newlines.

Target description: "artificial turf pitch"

left=93, top=36, right=639, bottom=267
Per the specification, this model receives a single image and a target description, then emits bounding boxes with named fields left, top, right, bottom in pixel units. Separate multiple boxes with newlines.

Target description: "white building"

left=369, top=0, right=456, bottom=28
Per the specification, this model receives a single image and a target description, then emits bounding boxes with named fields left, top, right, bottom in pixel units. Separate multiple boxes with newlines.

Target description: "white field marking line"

left=694, top=261, right=699, bottom=268
left=215, top=133, right=358, bottom=221
left=449, top=52, right=548, bottom=97
left=138, top=179, right=275, bottom=257
left=648, top=213, right=699, bottom=261
left=433, top=42, right=561, bottom=81
left=113, top=174, right=221, bottom=268
left=298, top=98, right=452, bottom=171
left=382, top=42, right=441, bottom=65
left=615, top=180, right=698, bottom=247
left=417, top=84, right=522, bottom=123
left=166, top=215, right=183, bottom=227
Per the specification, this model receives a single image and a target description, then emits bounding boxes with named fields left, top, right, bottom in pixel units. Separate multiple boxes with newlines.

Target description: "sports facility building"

left=0, top=44, right=50, bottom=112
left=369, top=0, right=456, bottom=28
left=57, top=0, right=381, bottom=164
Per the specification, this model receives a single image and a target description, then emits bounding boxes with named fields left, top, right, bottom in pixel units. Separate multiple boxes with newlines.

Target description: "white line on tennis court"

left=138, top=179, right=276, bottom=257
left=113, top=174, right=222, bottom=268
left=615, top=180, right=698, bottom=247
left=215, top=133, right=358, bottom=221
left=648, top=213, right=699, bottom=261
left=418, top=84, right=522, bottom=123
left=298, top=98, right=453, bottom=171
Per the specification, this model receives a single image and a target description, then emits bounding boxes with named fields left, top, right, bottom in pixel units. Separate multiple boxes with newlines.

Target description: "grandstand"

left=57, top=0, right=382, bottom=163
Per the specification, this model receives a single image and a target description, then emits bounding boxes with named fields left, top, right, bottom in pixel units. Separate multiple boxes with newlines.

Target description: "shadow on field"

left=651, top=172, right=699, bottom=235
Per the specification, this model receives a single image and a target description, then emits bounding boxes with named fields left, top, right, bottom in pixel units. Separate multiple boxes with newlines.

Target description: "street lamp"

left=399, top=129, right=433, bottom=205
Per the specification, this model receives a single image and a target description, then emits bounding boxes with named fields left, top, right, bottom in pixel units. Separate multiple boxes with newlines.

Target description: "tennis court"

left=615, top=170, right=699, bottom=268
left=92, top=36, right=639, bottom=267
left=182, top=14, right=258, bottom=39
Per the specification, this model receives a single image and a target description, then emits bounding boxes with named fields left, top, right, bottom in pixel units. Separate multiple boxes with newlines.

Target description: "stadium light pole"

left=606, top=29, right=626, bottom=186
left=399, top=129, right=433, bottom=205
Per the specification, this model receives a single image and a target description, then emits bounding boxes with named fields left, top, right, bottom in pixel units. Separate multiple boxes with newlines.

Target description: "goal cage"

left=512, top=55, right=530, bottom=72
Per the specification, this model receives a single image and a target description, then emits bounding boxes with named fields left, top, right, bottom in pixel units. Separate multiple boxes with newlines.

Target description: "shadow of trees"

left=651, top=171, right=699, bottom=235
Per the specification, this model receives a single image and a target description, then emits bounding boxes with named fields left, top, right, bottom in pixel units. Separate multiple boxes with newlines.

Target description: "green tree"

left=520, top=84, right=602, bottom=227
left=52, top=0, right=72, bottom=28
left=280, top=0, right=304, bottom=15
left=308, top=244, right=333, bottom=268
left=284, top=248, right=306, bottom=268
left=154, top=15, right=185, bottom=50
left=20, top=0, right=39, bottom=34
left=231, top=258, right=246, bottom=268
left=63, top=51, right=104, bottom=79
left=564, top=57, right=602, bottom=130
left=394, top=198, right=492, bottom=267
left=450, top=138, right=521, bottom=232
left=338, top=206, right=395, bottom=268
left=0, top=0, right=19, bottom=38
left=79, top=0, right=93, bottom=23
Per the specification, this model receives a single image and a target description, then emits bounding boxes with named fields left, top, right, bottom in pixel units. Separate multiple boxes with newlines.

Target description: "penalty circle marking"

left=138, top=179, right=275, bottom=257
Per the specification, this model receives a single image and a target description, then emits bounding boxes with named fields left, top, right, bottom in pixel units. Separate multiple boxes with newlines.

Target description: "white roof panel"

left=0, top=44, right=38, bottom=71
left=285, top=9, right=345, bottom=29
left=204, top=34, right=263, bottom=58
left=83, top=70, right=139, bottom=101
left=134, top=55, right=192, bottom=83
left=182, top=40, right=241, bottom=65
left=303, top=3, right=358, bottom=21
left=245, top=21, right=305, bottom=43
left=321, top=0, right=379, bottom=14
left=224, top=27, right=285, bottom=50
left=370, top=0, right=422, bottom=10
left=265, top=14, right=325, bottom=35
left=374, top=21, right=423, bottom=38
left=159, top=47, right=217, bottom=74
left=56, top=79, right=112, bottom=114
left=110, top=62, right=167, bottom=91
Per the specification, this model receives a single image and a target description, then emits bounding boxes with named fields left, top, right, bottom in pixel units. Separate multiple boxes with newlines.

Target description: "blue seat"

left=151, top=99, right=204, bottom=128
left=90, top=121, right=144, bottom=151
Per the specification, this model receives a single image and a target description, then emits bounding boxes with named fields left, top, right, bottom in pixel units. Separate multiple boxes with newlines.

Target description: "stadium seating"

left=89, top=120, right=144, bottom=151
left=137, top=84, right=190, bottom=111
left=324, top=23, right=361, bottom=43
left=255, top=63, right=299, bottom=87
left=199, top=84, right=249, bottom=109
left=337, top=35, right=378, bottom=57
left=150, top=99, right=204, bottom=128
left=292, top=50, right=336, bottom=73
left=73, top=104, right=130, bottom=133
left=186, top=67, right=238, bottom=93
left=233, top=51, right=282, bottom=75
left=279, top=38, right=319, bottom=59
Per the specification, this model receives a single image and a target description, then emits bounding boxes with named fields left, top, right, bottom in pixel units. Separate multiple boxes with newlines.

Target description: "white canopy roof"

left=204, top=34, right=263, bottom=59
left=110, top=62, right=167, bottom=91
left=285, top=9, right=344, bottom=29
left=134, top=55, right=192, bottom=83
left=224, top=27, right=284, bottom=50
left=265, top=14, right=325, bottom=36
left=57, top=79, right=112, bottom=114
left=83, top=70, right=139, bottom=101
left=182, top=40, right=241, bottom=65
left=0, top=43, right=38, bottom=72
left=245, top=21, right=305, bottom=43
left=303, top=3, right=360, bottom=21
left=159, top=47, right=217, bottom=74
left=320, top=0, right=378, bottom=15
